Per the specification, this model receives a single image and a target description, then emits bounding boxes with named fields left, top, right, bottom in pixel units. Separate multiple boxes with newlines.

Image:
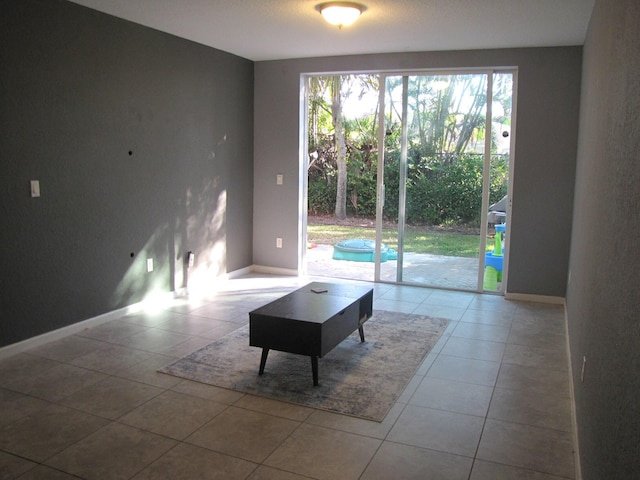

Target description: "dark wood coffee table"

left=249, top=282, right=374, bottom=386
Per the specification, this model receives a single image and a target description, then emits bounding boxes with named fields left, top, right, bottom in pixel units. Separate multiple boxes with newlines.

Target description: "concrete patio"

left=305, top=244, right=491, bottom=292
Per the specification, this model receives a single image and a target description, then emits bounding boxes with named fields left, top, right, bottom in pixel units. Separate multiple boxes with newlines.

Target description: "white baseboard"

left=0, top=266, right=274, bottom=360
left=228, top=265, right=255, bottom=278
left=200, top=265, right=254, bottom=281
left=251, top=264, right=299, bottom=277
left=564, top=308, right=582, bottom=480
left=0, top=304, right=135, bottom=361
left=504, top=292, right=566, bottom=305
left=0, top=289, right=187, bottom=360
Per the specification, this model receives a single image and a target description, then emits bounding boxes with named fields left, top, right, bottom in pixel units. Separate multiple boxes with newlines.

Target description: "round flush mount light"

left=316, top=2, right=367, bottom=28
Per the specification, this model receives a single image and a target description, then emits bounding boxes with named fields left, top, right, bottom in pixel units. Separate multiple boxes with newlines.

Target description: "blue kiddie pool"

left=332, top=239, right=397, bottom=262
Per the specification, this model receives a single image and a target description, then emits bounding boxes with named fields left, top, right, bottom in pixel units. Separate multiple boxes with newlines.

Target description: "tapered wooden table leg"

left=259, top=348, right=269, bottom=375
left=311, top=356, right=319, bottom=386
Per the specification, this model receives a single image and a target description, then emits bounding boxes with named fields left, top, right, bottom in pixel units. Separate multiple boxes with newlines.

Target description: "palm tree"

left=331, top=76, right=348, bottom=219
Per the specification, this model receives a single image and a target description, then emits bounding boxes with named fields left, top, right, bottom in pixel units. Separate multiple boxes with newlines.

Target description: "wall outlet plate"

left=30, top=180, right=40, bottom=197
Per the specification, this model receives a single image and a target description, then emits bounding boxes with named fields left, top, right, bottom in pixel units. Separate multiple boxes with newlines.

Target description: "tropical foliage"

left=308, top=73, right=511, bottom=226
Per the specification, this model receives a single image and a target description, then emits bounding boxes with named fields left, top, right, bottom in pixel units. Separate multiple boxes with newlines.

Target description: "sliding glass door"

left=375, top=71, right=514, bottom=292
left=303, top=69, right=514, bottom=293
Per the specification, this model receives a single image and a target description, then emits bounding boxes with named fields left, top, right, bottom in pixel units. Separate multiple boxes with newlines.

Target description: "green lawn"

left=307, top=223, right=484, bottom=257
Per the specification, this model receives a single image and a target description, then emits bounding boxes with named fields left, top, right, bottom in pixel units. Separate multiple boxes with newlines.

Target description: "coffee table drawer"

left=320, top=300, right=361, bottom=356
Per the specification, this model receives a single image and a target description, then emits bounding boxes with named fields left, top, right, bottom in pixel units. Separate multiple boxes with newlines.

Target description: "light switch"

left=276, top=174, right=283, bottom=185
left=30, top=180, right=40, bottom=197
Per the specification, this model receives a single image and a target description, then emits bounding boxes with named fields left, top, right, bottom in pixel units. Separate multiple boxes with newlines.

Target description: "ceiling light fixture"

left=316, top=2, right=367, bottom=29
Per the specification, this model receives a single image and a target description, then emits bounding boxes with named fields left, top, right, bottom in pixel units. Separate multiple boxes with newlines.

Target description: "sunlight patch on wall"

left=111, top=178, right=229, bottom=309
left=184, top=188, right=228, bottom=297
left=111, top=223, right=172, bottom=310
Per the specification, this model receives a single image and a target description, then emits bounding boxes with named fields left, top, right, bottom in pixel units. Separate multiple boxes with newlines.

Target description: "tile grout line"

left=464, top=309, right=513, bottom=479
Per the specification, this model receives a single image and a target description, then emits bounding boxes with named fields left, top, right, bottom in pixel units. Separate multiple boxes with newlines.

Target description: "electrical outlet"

left=30, top=180, right=40, bottom=197
left=147, top=258, right=154, bottom=272
left=276, top=237, right=283, bottom=248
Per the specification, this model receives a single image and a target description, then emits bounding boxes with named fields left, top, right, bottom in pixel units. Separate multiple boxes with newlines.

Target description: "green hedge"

left=308, top=153, right=508, bottom=225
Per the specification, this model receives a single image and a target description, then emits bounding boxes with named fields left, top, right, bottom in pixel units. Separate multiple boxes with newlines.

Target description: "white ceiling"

left=68, top=0, right=595, bottom=61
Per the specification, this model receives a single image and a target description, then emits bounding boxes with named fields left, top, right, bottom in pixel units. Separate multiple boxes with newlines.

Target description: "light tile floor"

left=0, top=274, right=575, bottom=479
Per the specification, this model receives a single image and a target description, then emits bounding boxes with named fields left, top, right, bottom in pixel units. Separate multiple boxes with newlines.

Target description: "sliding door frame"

left=374, top=68, right=517, bottom=293
left=302, top=67, right=517, bottom=293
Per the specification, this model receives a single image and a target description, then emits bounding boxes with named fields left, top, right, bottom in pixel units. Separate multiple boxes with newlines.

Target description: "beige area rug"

left=159, top=310, right=449, bottom=422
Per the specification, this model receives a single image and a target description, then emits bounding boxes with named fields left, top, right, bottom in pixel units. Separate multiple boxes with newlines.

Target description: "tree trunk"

left=332, top=76, right=347, bottom=220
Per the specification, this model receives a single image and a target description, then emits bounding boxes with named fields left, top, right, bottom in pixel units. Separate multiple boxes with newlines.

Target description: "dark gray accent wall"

left=254, top=48, right=582, bottom=296
left=567, top=0, right=640, bottom=477
left=0, top=0, right=254, bottom=347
